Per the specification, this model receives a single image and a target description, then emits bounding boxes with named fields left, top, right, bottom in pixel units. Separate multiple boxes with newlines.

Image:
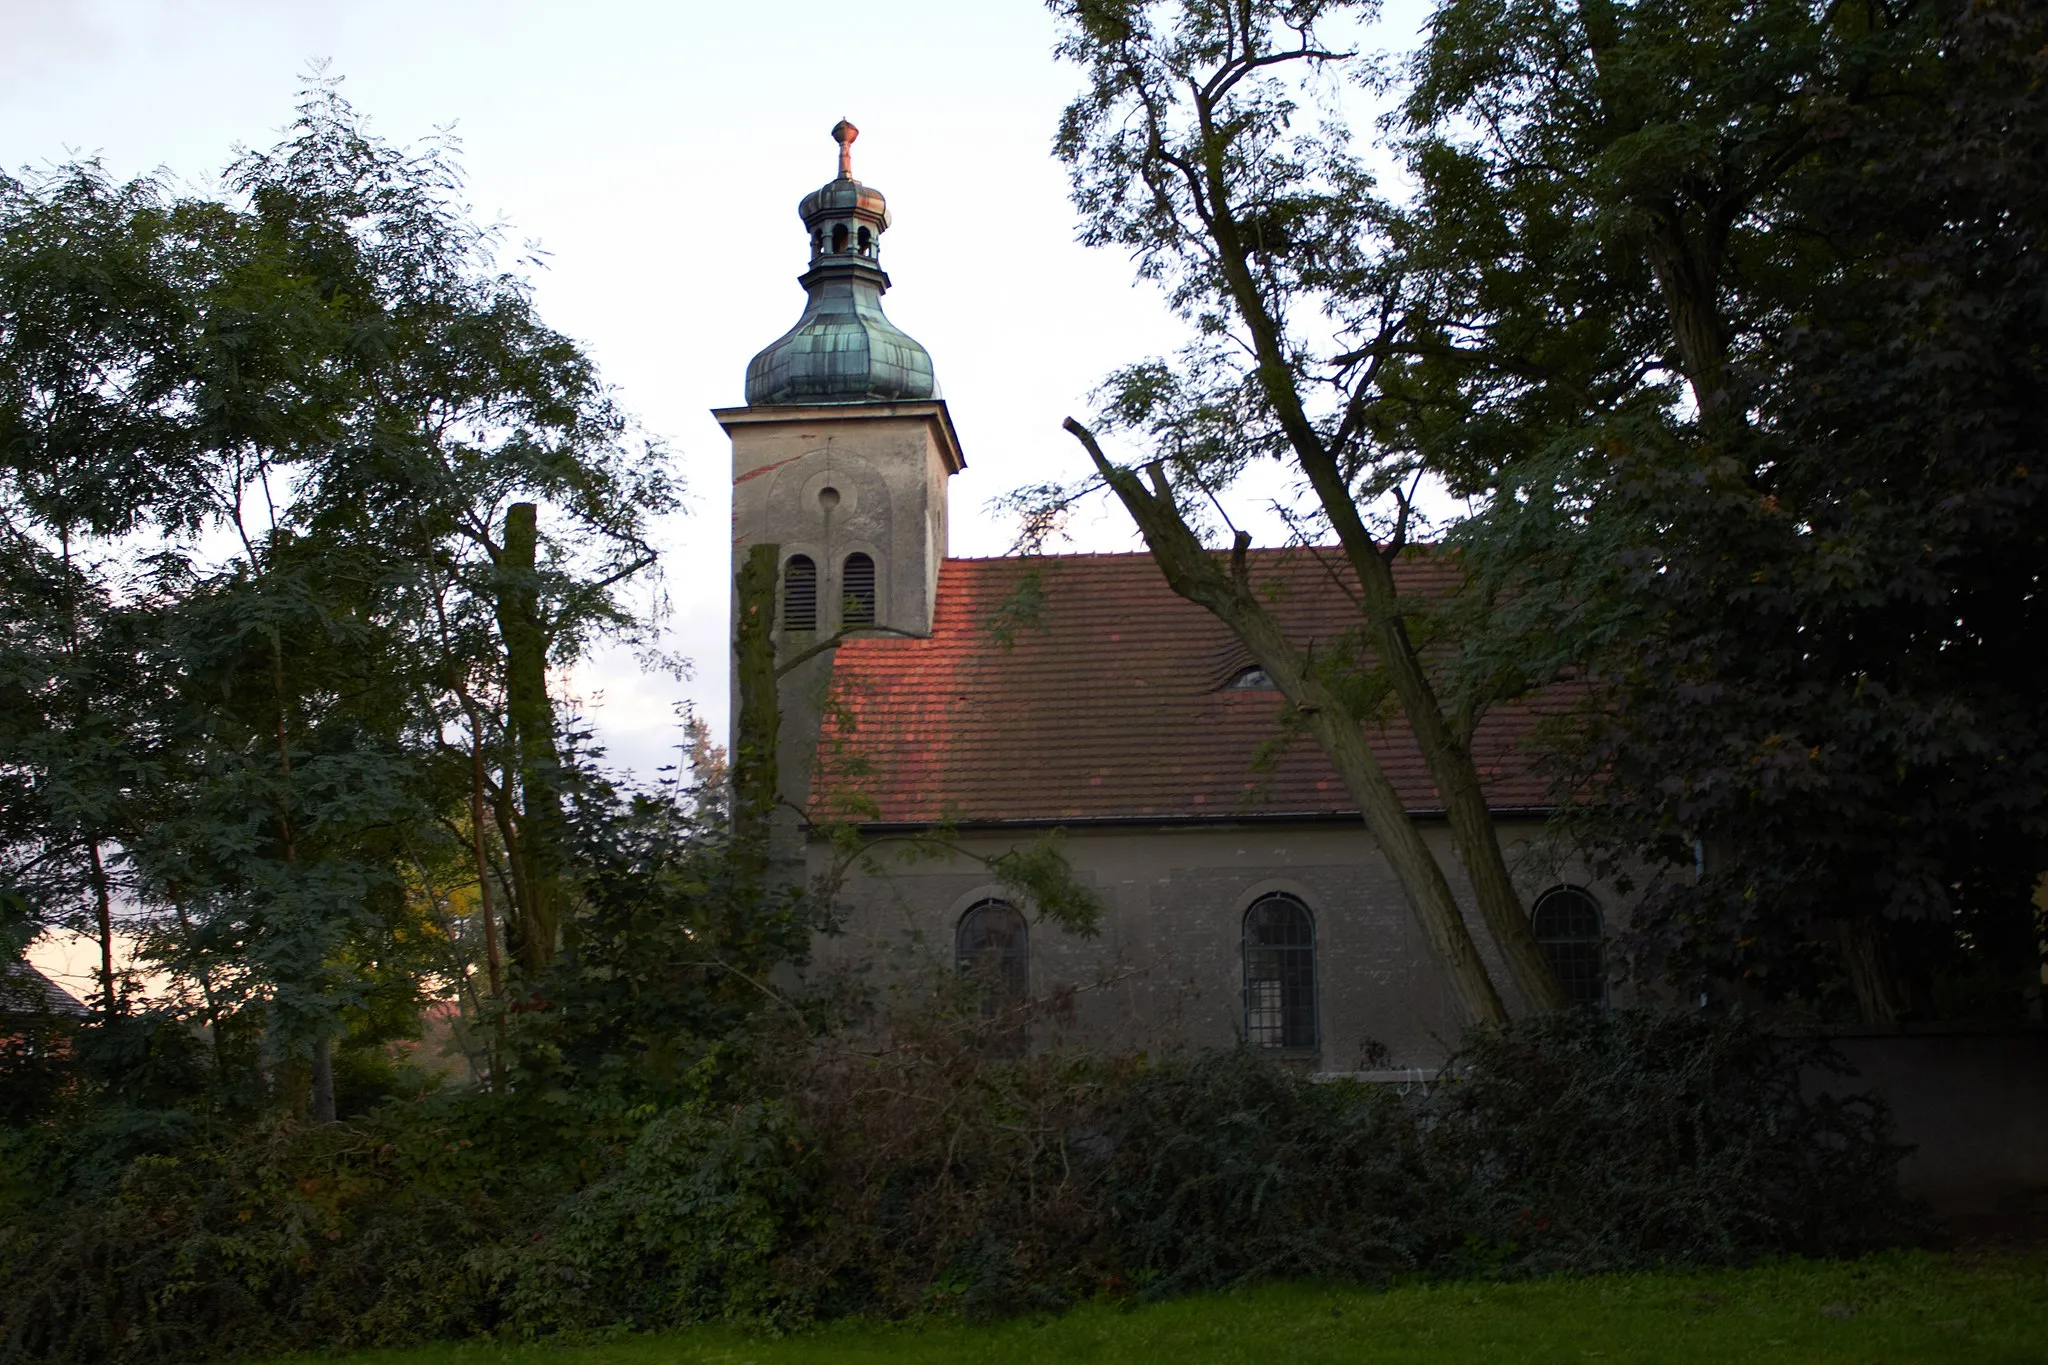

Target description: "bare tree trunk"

left=63, top=528, right=121, bottom=1017
left=1836, top=918, right=1910, bottom=1028
left=1069, top=425, right=1508, bottom=1027
left=267, top=633, right=330, bottom=1115
left=494, top=501, right=565, bottom=975
left=1182, top=102, right=1568, bottom=1015
left=731, top=543, right=782, bottom=887
left=87, top=841, right=115, bottom=1014
left=1340, top=550, right=1569, bottom=1012
left=469, top=711, right=505, bottom=1090
left=175, top=897, right=229, bottom=1078
left=310, top=1037, right=335, bottom=1123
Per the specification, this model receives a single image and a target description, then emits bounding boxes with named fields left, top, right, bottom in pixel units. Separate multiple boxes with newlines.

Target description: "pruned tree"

left=1049, top=0, right=1564, bottom=1021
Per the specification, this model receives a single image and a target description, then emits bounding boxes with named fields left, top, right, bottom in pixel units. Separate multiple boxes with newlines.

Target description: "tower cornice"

left=713, top=399, right=965, bottom=475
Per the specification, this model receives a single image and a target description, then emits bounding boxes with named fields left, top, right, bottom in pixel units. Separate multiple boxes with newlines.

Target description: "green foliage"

left=987, top=831, right=1104, bottom=938
left=979, top=565, right=1048, bottom=649
left=1104, top=1050, right=1431, bottom=1296
left=0, top=1005, right=1921, bottom=1363
left=1428, top=1010, right=1923, bottom=1274
left=1, top=75, right=677, bottom=1098
left=527, top=760, right=818, bottom=1101
left=1401, top=0, right=2048, bottom=1019
left=482, top=1101, right=816, bottom=1335
left=0, top=1103, right=513, bottom=1365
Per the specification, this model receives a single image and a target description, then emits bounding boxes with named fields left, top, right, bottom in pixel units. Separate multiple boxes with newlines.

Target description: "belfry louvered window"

left=1243, top=894, right=1318, bottom=1050
left=841, top=552, right=876, bottom=626
left=1531, top=886, right=1607, bottom=1007
left=782, top=554, right=817, bottom=631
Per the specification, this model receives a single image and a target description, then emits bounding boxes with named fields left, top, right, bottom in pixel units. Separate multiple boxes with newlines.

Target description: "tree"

left=1049, top=0, right=1565, bottom=1022
left=1398, top=0, right=2047, bottom=1020
left=0, top=80, right=675, bottom=1109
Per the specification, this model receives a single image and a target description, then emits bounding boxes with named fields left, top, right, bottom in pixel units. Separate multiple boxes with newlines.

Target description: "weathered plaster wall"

left=806, top=817, right=1627, bottom=1069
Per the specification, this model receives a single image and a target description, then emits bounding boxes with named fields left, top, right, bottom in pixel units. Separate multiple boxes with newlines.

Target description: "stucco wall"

left=806, top=817, right=1625, bottom=1068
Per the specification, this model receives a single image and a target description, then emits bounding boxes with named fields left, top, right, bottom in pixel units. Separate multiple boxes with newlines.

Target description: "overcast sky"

left=5, top=0, right=1432, bottom=789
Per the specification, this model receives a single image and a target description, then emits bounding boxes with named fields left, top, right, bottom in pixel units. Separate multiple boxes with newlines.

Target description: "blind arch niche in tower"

left=781, top=554, right=818, bottom=632
left=841, top=552, right=876, bottom=627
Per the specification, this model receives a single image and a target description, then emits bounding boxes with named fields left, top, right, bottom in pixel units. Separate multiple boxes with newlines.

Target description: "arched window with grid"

left=956, top=898, right=1028, bottom=1001
left=781, top=554, right=817, bottom=632
left=1531, top=885, right=1607, bottom=1007
left=1243, top=894, right=1317, bottom=1050
left=840, top=552, right=876, bottom=627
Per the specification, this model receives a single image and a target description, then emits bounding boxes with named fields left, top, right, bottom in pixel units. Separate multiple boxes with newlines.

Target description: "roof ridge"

left=940, top=543, right=1454, bottom=567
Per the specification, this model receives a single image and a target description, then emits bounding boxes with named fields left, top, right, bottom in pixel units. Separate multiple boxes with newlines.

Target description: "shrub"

left=0, top=1006, right=1923, bottom=1363
left=1104, top=1049, right=1434, bottom=1296
left=0, top=1112, right=506, bottom=1365
left=766, top=985, right=1124, bottom=1319
left=481, top=1099, right=817, bottom=1335
left=1426, top=1008, right=1926, bottom=1274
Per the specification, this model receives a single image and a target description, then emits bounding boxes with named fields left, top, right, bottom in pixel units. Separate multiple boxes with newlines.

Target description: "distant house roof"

left=811, top=550, right=1564, bottom=827
left=0, top=961, right=90, bottom=1018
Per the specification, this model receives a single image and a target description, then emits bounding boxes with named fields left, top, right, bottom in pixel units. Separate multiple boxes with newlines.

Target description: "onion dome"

left=744, top=120, right=938, bottom=406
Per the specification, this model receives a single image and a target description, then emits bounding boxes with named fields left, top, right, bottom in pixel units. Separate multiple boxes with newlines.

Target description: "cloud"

left=0, top=0, right=115, bottom=80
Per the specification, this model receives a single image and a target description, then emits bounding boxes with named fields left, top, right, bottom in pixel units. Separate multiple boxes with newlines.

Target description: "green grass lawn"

left=273, top=1251, right=2046, bottom=1365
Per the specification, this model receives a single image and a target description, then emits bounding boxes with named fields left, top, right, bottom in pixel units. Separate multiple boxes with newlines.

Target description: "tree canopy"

left=0, top=81, right=682, bottom=1110
left=1048, top=0, right=2047, bottom=1024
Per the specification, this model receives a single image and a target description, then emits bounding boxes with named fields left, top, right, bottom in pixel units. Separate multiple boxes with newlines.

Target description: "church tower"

left=717, top=121, right=964, bottom=815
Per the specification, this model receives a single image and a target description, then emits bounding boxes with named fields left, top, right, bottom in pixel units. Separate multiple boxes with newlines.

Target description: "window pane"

left=1531, top=887, right=1606, bottom=1007
left=1243, top=895, right=1316, bottom=1049
left=955, top=899, right=1028, bottom=1003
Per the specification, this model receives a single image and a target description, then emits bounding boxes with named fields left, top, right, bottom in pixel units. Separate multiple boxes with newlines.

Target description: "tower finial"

left=831, top=118, right=859, bottom=180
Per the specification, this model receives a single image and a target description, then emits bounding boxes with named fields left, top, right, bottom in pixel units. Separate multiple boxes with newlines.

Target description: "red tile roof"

left=811, top=550, right=1563, bottom=826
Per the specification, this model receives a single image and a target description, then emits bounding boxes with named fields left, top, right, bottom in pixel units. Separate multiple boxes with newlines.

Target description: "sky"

left=5, top=0, right=1430, bottom=991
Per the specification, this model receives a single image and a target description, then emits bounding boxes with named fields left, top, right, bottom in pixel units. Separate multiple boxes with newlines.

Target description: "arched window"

left=956, top=899, right=1029, bottom=1006
left=841, top=552, right=876, bottom=626
left=831, top=222, right=849, bottom=254
left=1226, top=665, right=1275, bottom=690
left=1243, top=894, right=1317, bottom=1049
left=1531, top=885, right=1606, bottom=1007
left=782, top=554, right=817, bottom=632
left=856, top=225, right=873, bottom=255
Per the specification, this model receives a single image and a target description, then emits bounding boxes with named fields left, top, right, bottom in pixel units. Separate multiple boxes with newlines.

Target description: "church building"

left=718, top=124, right=1617, bottom=1072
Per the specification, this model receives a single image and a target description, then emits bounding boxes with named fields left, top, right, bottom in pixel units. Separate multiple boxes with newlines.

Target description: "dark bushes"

left=482, top=1100, right=818, bottom=1332
left=1, top=1105, right=509, bottom=1364
left=1105, top=1049, right=1433, bottom=1296
left=1427, top=1010, right=1921, bottom=1274
left=0, top=1008, right=1923, bottom=1363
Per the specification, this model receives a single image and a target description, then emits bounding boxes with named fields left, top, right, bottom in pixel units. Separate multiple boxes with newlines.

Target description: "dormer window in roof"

left=1227, top=665, right=1276, bottom=690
